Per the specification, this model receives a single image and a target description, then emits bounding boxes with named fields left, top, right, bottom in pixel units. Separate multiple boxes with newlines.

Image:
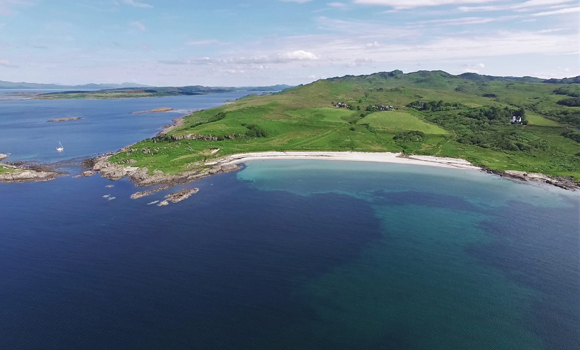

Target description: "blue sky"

left=0, top=0, right=578, bottom=86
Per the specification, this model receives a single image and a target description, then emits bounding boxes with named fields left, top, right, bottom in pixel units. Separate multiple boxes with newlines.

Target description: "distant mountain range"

left=0, top=80, right=150, bottom=90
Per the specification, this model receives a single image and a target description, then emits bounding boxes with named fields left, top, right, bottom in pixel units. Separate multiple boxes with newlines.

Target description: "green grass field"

left=526, top=112, right=561, bottom=127
left=0, top=165, right=15, bottom=175
left=359, top=111, right=448, bottom=134
left=110, top=70, right=580, bottom=180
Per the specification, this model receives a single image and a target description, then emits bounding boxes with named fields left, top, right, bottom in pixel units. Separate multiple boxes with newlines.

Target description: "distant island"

left=47, top=117, right=83, bottom=123
left=87, top=70, right=580, bottom=191
left=33, top=85, right=293, bottom=100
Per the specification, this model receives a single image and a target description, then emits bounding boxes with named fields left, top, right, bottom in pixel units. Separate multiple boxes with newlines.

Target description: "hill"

left=103, top=70, right=580, bottom=182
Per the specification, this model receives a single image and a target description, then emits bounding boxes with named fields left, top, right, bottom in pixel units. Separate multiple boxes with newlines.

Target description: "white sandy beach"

left=218, top=151, right=480, bottom=171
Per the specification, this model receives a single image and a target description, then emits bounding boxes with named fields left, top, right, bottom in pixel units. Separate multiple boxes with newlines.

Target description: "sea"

left=0, top=92, right=578, bottom=350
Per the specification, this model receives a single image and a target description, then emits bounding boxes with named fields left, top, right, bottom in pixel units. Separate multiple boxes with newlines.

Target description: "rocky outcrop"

left=91, top=154, right=240, bottom=188
left=156, top=188, right=199, bottom=207
left=158, top=117, right=184, bottom=136
left=482, top=168, right=579, bottom=191
left=165, top=188, right=199, bottom=203
left=131, top=184, right=173, bottom=199
left=74, top=170, right=95, bottom=178
left=0, top=153, right=8, bottom=161
left=0, top=166, right=61, bottom=183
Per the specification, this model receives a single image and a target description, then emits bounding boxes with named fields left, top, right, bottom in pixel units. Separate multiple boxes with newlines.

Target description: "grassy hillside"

left=109, top=70, right=580, bottom=179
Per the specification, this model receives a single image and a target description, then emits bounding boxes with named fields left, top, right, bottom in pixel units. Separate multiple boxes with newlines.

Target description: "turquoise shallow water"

left=238, top=160, right=579, bottom=350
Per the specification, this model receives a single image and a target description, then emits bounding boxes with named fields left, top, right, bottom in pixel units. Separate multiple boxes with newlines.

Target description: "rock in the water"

left=0, top=153, right=8, bottom=161
left=157, top=200, right=169, bottom=207
left=47, top=117, right=83, bottom=123
left=164, top=188, right=199, bottom=204
left=0, top=166, right=60, bottom=183
left=77, top=170, right=95, bottom=177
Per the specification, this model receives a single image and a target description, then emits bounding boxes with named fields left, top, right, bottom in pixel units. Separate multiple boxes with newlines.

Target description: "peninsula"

left=91, top=70, right=580, bottom=191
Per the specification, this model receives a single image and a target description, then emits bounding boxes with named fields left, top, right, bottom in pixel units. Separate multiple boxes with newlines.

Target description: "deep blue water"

left=0, top=98, right=579, bottom=349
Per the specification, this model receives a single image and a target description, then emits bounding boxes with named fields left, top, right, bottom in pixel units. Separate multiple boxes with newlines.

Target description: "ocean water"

left=0, top=97, right=579, bottom=349
left=0, top=91, right=256, bottom=163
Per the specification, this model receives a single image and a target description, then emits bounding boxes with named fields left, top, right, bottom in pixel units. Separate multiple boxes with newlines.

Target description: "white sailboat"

left=56, top=141, right=64, bottom=152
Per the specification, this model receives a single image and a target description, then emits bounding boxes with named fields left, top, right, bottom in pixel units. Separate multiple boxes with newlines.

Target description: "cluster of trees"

left=244, top=124, right=268, bottom=138
left=553, top=86, right=580, bottom=98
left=462, top=106, right=527, bottom=124
left=422, top=105, right=551, bottom=152
left=557, top=98, right=580, bottom=107
left=408, top=100, right=462, bottom=112
left=562, top=130, right=580, bottom=143
left=457, top=130, right=548, bottom=152
left=393, top=131, right=425, bottom=143
left=185, top=111, right=227, bottom=130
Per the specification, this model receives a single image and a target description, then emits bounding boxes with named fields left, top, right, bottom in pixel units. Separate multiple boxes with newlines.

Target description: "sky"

left=0, top=0, right=578, bottom=86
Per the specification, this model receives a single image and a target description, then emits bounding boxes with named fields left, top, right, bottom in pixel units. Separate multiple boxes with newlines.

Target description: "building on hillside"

left=511, top=116, right=522, bottom=123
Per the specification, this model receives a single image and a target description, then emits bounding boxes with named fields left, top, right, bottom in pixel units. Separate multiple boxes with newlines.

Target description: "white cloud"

left=354, top=0, right=500, bottom=10
left=129, top=21, right=146, bottom=31
left=0, top=59, right=17, bottom=67
left=280, top=50, right=319, bottom=60
left=161, top=50, right=319, bottom=66
left=532, top=6, right=580, bottom=16
left=458, top=0, right=575, bottom=12
left=187, top=39, right=220, bottom=46
left=123, top=0, right=153, bottom=8
left=328, top=2, right=347, bottom=7
left=414, top=16, right=503, bottom=26
left=279, top=0, right=312, bottom=3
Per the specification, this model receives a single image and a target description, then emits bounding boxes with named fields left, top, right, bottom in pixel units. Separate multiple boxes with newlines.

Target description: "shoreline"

left=218, top=151, right=480, bottom=171
left=90, top=151, right=579, bottom=194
